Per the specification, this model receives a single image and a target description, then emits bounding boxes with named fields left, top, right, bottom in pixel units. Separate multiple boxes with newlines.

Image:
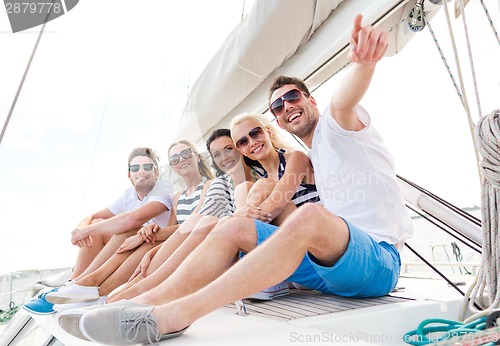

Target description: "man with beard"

left=68, top=147, right=174, bottom=279
left=23, top=147, right=174, bottom=315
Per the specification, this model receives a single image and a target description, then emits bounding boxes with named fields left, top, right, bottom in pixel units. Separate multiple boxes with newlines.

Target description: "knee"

left=249, top=178, right=275, bottom=196
left=210, top=217, right=239, bottom=237
left=247, top=178, right=276, bottom=205
left=179, top=214, right=205, bottom=235
left=234, top=181, right=254, bottom=197
left=112, top=232, right=132, bottom=242
left=191, top=215, right=218, bottom=236
left=283, top=204, right=332, bottom=236
left=295, top=203, right=324, bottom=219
left=209, top=217, right=254, bottom=242
left=251, top=178, right=276, bottom=191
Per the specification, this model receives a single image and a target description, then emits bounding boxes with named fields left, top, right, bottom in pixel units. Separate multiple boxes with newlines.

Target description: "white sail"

left=177, top=0, right=443, bottom=144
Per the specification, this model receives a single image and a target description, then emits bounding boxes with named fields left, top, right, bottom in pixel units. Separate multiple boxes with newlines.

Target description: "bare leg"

left=72, top=230, right=137, bottom=280
left=71, top=234, right=107, bottom=280
left=234, top=181, right=253, bottom=209
left=150, top=204, right=349, bottom=334
left=74, top=240, right=158, bottom=296
left=107, top=215, right=204, bottom=302
left=245, top=178, right=274, bottom=206
left=71, top=218, right=111, bottom=279
left=106, top=231, right=189, bottom=302
left=131, top=215, right=258, bottom=306
left=145, top=215, right=203, bottom=274
left=98, top=241, right=158, bottom=295
left=109, top=215, right=219, bottom=302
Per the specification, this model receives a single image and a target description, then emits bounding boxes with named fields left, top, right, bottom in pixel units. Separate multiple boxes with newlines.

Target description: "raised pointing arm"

left=330, top=14, right=388, bottom=131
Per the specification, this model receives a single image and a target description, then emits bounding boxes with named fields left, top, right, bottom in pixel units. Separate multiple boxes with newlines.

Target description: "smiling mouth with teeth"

left=288, top=112, right=301, bottom=122
left=250, top=144, right=264, bottom=154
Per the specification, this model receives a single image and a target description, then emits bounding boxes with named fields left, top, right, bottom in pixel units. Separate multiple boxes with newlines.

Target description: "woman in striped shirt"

left=168, top=140, right=214, bottom=224
left=42, top=141, right=216, bottom=309
left=106, top=131, right=268, bottom=303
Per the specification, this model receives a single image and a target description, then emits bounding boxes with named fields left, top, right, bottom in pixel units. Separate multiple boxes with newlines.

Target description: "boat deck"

left=224, top=289, right=413, bottom=321
left=0, top=275, right=471, bottom=345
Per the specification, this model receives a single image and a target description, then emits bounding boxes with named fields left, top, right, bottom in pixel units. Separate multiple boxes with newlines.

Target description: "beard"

left=279, top=104, right=318, bottom=140
left=291, top=118, right=315, bottom=138
left=285, top=112, right=317, bottom=139
left=134, top=179, right=156, bottom=197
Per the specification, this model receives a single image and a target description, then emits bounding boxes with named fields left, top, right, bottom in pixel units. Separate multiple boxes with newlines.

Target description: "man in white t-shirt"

left=69, top=147, right=174, bottom=280
left=63, top=15, right=413, bottom=344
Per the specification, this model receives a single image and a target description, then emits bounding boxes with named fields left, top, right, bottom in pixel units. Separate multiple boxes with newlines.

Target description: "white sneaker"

left=53, top=295, right=108, bottom=312
left=46, top=283, right=99, bottom=304
left=246, top=281, right=289, bottom=301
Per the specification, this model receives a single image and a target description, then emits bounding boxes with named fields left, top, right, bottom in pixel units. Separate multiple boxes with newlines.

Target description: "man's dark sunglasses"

left=129, top=163, right=155, bottom=172
left=270, top=89, right=304, bottom=116
left=169, top=148, right=193, bottom=165
left=235, top=126, right=264, bottom=149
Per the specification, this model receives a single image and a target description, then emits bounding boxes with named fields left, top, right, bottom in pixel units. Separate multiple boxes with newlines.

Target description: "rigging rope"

left=461, top=109, right=500, bottom=319
left=0, top=22, right=47, bottom=146
left=424, top=1, right=483, bottom=181
left=441, top=0, right=472, bottom=116
left=480, top=0, right=500, bottom=46
left=425, top=20, right=464, bottom=102
left=457, top=0, right=482, bottom=118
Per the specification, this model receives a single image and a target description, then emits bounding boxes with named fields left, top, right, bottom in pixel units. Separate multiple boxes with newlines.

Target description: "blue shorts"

left=252, top=219, right=401, bottom=298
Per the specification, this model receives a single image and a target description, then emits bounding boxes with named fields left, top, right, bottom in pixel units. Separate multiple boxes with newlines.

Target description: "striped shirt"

left=175, top=177, right=206, bottom=224
left=199, top=174, right=235, bottom=218
left=259, top=150, right=320, bottom=207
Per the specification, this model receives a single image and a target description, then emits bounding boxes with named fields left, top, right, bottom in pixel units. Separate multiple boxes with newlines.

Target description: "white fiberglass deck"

left=2, top=275, right=469, bottom=346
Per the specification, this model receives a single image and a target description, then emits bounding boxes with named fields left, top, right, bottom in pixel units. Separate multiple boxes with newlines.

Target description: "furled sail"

left=176, top=0, right=443, bottom=144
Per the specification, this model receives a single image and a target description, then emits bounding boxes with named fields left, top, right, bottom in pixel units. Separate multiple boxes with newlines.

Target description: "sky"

left=0, top=0, right=498, bottom=275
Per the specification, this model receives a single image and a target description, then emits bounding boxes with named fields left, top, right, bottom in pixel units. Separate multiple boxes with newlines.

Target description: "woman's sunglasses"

left=235, top=126, right=264, bottom=149
left=169, top=148, right=193, bottom=166
left=129, top=163, right=155, bottom=172
left=270, top=89, right=304, bottom=116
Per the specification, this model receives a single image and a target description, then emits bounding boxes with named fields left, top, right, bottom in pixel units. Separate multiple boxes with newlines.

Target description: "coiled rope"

left=403, top=316, right=488, bottom=345
left=405, top=109, right=500, bottom=345
left=460, top=109, right=500, bottom=318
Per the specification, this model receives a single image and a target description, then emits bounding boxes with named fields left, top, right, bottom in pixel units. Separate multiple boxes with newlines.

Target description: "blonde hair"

left=230, top=113, right=293, bottom=153
left=168, top=140, right=214, bottom=180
